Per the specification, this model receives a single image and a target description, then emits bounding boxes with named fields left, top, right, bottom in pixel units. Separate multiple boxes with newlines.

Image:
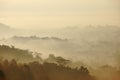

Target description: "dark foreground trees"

left=0, top=59, right=95, bottom=80
left=0, top=45, right=95, bottom=80
left=0, top=70, right=6, bottom=80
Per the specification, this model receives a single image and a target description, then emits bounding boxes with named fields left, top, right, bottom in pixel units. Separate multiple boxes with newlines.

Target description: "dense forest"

left=0, top=45, right=95, bottom=80
left=0, top=45, right=120, bottom=80
left=0, top=59, right=95, bottom=80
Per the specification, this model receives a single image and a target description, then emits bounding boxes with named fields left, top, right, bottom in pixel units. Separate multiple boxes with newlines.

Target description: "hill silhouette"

left=0, top=23, right=11, bottom=30
left=0, top=45, right=95, bottom=80
left=0, top=45, right=120, bottom=80
left=0, top=45, right=42, bottom=63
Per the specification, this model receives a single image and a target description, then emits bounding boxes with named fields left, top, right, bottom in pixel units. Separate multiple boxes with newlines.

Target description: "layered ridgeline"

left=0, top=45, right=120, bottom=80
left=0, top=45, right=71, bottom=65
left=0, top=23, right=120, bottom=80
left=0, top=24, right=120, bottom=68
left=0, top=45, right=95, bottom=80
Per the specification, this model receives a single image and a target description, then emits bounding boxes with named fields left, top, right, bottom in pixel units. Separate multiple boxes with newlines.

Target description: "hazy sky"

left=0, top=0, right=120, bottom=29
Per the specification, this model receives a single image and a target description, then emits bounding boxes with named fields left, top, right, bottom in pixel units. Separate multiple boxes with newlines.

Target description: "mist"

left=0, top=23, right=120, bottom=67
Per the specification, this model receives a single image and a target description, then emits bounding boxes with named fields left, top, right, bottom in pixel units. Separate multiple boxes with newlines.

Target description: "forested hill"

left=0, top=45, right=95, bottom=80
left=0, top=45, right=42, bottom=63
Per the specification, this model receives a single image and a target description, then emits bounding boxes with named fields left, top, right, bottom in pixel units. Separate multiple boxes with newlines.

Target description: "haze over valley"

left=0, top=23, right=120, bottom=68
left=0, top=0, right=120, bottom=80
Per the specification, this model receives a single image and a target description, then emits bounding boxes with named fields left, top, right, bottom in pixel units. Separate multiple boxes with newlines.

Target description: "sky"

left=0, top=0, right=120, bottom=29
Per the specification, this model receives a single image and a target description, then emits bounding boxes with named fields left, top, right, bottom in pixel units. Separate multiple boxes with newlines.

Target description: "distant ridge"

left=11, top=36, right=68, bottom=41
left=0, top=23, right=11, bottom=30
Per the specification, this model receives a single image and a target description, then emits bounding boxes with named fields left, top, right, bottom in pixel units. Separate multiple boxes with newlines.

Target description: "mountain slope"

left=0, top=45, right=42, bottom=63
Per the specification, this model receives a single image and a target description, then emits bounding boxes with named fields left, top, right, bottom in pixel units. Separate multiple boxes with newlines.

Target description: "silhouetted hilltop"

left=0, top=44, right=120, bottom=80
left=0, top=44, right=96, bottom=80
left=0, top=45, right=42, bottom=63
